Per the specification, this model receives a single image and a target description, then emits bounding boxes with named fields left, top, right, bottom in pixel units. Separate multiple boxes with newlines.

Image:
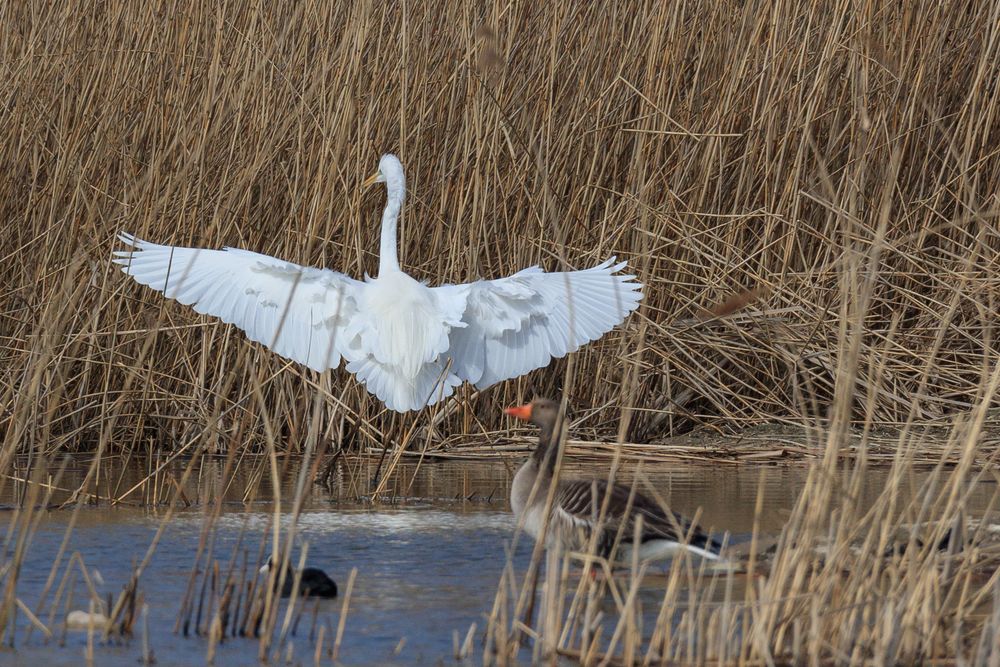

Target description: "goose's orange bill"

left=504, top=404, right=533, bottom=420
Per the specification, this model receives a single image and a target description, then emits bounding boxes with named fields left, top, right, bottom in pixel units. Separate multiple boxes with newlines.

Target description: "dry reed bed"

left=1, top=1, right=999, bottom=457
left=2, top=3, right=1000, bottom=660
left=483, top=440, right=1000, bottom=665
left=0, top=376, right=350, bottom=661
left=482, top=311, right=1000, bottom=665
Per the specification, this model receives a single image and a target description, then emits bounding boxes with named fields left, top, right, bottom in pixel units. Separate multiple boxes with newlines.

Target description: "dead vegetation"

left=1, top=0, right=1000, bottom=662
left=1, top=1, right=999, bottom=458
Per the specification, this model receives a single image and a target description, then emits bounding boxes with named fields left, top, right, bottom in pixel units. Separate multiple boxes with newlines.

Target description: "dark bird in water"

left=505, top=399, right=724, bottom=563
left=260, top=557, right=338, bottom=598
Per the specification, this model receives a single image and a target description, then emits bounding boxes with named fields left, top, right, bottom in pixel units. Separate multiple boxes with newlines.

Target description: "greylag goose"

left=113, top=154, right=643, bottom=412
left=506, top=399, right=723, bottom=562
left=260, top=557, right=338, bottom=598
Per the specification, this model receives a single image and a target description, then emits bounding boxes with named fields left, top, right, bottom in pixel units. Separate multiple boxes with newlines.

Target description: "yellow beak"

left=361, top=172, right=381, bottom=189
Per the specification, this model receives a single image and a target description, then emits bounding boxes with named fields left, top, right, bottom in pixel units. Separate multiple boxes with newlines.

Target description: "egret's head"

left=362, top=154, right=405, bottom=199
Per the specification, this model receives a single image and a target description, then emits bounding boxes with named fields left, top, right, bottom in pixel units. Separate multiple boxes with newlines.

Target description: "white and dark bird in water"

left=505, top=399, right=724, bottom=563
left=113, top=154, right=643, bottom=412
left=260, top=556, right=338, bottom=599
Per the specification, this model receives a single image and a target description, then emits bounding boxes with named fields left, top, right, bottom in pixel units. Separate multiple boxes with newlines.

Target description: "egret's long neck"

left=378, top=183, right=403, bottom=275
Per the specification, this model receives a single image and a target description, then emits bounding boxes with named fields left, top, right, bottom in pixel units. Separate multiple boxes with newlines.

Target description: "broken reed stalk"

left=15, top=598, right=50, bottom=640
left=229, top=550, right=247, bottom=639
left=205, top=585, right=224, bottom=664
left=313, top=623, right=325, bottom=667
left=103, top=571, right=140, bottom=639
left=276, top=544, right=309, bottom=647
left=140, top=603, right=152, bottom=665
left=331, top=567, right=357, bottom=663
left=85, top=599, right=96, bottom=664
left=240, top=539, right=271, bottom=638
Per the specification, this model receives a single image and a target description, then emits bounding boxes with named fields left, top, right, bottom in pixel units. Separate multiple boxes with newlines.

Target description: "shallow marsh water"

left=0, top=458, right=995, bottom=666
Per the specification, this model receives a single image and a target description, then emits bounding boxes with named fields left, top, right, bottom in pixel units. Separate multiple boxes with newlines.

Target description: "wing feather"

left=115, top=234, right=468, bottom=412
left=555, top=479, right=721, bottom=556
left=441, top=259, right=643, bottom=388
left=113, top=233, right=363, bottom=373
left=116, top=236, right=643, bottom=412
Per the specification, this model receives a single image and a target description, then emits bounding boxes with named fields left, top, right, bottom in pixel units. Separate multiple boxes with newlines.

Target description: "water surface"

left=1, top=458, right=993, bottom=666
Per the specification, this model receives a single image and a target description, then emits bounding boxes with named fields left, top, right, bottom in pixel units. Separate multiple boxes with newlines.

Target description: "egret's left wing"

left=438, top=258, right=643, bottom=388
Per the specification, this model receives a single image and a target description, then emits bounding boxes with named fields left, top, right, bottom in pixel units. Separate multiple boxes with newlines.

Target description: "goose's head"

left=362, top=154, right=406, bottom=200
left=504, top=398, right=560, bottom=428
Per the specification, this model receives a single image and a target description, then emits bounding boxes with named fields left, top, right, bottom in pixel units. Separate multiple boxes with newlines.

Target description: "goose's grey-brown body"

left=507, top=400, right=722, bottom=562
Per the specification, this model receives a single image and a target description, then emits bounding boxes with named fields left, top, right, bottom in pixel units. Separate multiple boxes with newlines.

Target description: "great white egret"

left=113, top=154, right=643, bottom=412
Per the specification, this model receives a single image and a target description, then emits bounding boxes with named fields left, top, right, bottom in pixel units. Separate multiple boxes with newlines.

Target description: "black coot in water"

left=260, top=557, right=338, bottom=598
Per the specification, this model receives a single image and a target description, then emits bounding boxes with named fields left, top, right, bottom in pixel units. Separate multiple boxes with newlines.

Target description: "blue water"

left=3, top=504, right=531, bottom=666
left=3, top=458, right=972, bottom=666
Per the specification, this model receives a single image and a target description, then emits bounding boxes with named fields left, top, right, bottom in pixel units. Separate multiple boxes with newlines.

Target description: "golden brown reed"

left=481, top=381, right=1000, bottom=665
left=2, top=1, right=999, bottom=459
left=1, top=3, right=1000, bottom=660
left=482, top=212, right=1000, bottom=665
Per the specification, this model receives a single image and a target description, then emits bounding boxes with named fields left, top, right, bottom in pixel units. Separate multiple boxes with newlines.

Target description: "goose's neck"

left=531, top=418, right=563, bottom=477
left=378, top=183, right=404, bottom=276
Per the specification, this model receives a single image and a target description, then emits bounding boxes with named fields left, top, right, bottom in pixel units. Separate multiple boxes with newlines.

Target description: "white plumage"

left=113, top=154, right=643, bottom=412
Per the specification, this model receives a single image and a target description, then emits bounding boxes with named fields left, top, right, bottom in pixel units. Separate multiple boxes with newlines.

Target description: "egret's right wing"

left=113, top=233, right=366, bottom=372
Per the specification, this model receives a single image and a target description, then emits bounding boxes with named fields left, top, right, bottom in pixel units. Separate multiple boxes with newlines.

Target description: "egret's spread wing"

left=441, top=259, right=643, bottom=388
left=113, top=233, right=364, bottom=372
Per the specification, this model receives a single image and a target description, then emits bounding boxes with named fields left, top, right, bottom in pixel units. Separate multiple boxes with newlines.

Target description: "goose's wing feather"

left=438, top=259, right=643, bottom=388
left=113, top=233, right=365, bottom=373
left=556, top=479, right=720, bottom=554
